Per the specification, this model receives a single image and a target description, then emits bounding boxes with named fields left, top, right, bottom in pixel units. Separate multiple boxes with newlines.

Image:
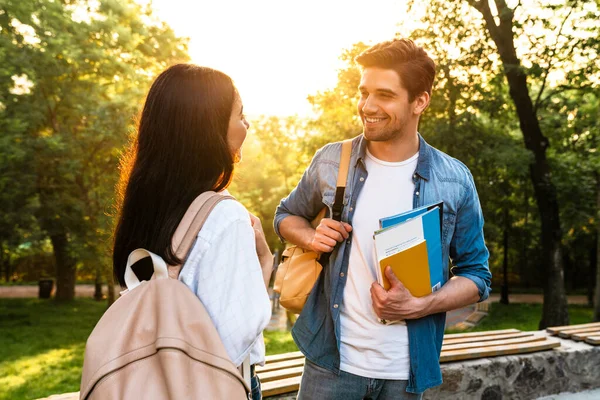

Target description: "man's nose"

left=362, top=96, right=377, bottom=114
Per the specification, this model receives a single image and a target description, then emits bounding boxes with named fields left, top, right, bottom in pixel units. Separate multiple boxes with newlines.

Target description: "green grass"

left=0, top=299, right=594, bottom=400
left=263, top=330, right=297, bottom=355
left=0, top=299, right=106, bottom=400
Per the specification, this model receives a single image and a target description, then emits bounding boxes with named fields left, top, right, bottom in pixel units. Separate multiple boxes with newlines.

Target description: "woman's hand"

left=249, top=212, right=271, bottom=260
left=249, top=212, right=273, bottom=287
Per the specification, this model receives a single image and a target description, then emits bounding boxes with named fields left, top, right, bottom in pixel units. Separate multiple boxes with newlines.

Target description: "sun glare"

left=149, top=0, right=417, bottom=117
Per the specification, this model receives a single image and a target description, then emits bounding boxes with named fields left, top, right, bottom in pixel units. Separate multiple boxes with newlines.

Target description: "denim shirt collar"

left=355, top=133, right=431, bottom=181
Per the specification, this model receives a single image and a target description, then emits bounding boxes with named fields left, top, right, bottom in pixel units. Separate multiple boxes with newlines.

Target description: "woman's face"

left=227, top=95, right=250, bottom=163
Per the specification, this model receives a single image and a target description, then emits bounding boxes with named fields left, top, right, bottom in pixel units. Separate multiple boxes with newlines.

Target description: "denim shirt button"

left=349, top=207, right=353, bottom=212
left=359, top=177, right=365, bottom=182
left=340, top=272, right=345, bottom=277
left=333, top=304, right=339, bottom=309
left=415, top=191, right=420, bottom=196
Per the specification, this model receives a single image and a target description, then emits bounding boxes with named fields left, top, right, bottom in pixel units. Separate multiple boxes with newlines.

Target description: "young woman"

left=112, top=64, right=272, bottom=399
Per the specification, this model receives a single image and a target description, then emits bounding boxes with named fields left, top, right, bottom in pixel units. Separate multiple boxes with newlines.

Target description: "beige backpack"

left=80, top=192, right=251, bottom=400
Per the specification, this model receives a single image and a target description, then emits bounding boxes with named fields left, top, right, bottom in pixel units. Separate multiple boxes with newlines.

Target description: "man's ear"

left=413, top=91, right=430, bottom=115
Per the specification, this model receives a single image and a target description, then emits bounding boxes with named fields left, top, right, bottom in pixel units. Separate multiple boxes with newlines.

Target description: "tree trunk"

left=594, top=173, right=600, bottom=321
left=51, top=232, right=76, bottom=301
left=94, top=266, right=103, bottom=301
left=1, top=246, right=11, bottom=282
left=521, top=181, right=529, bottom=287
left=589, top=233, right=597, bottom=308
left=468, top=0, right=569, bottom=328
left=107, top=270, right=116, bottom=307
left=501, top=204, right=510, bottom=305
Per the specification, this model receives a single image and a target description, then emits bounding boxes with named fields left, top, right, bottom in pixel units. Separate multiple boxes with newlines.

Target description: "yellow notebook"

left=378, top=239, right=431, bottom=297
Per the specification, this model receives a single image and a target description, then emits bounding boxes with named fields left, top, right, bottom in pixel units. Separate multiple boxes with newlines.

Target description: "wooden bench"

left=546, top=321, right=600, bottom=345
left=259, top=328, right=561, bottom=398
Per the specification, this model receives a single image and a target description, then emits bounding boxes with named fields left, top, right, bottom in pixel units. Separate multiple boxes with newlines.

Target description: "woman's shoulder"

left=200, top=198, right=251, bottom=239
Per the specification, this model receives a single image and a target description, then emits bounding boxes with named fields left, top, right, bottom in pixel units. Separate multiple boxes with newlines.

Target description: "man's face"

left=357, top=67, right=414, bottom=142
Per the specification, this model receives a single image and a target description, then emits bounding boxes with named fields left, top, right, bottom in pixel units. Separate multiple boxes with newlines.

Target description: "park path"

left=1, top=284, right=590, bottom=331
left=1, top=284, right=589, bottom=304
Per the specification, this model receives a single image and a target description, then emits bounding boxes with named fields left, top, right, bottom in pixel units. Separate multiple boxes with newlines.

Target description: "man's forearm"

left=418, top=276, right=480, bottom=318
left=279, top=215, right=315, bottom=250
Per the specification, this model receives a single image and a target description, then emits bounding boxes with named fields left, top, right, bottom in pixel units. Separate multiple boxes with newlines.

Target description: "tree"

left=304, top=44, right=368, bottom=154
left=0, top=0, right=189, bottom=300
left=229, top=116, right=309, bottom=251
left=454, top=0, right=599, bottom=327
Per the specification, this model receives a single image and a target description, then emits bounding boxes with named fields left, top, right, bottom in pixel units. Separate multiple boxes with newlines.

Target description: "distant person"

left=113, top=64, right=272, bottom=400
left=274, top=39, right=492, bottom=399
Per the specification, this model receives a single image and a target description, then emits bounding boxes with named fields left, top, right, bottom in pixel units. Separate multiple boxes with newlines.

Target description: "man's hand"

left=310, top=218, right=352, bottom=254
left=371, top=266, right=430, bottom=321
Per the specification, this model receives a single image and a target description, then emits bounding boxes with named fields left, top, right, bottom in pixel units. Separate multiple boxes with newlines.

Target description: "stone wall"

left=423, top=332, right=600, bottom=400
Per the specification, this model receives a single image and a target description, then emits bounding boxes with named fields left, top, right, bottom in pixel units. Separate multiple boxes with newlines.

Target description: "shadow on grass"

left=452, top=303, right=594, bottom=333
left=0, top=299, right=106, bottom=400
left=0, top=344, right=84, bottom=400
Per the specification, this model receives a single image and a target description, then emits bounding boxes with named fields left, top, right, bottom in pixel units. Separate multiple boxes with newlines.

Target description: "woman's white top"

left=179, top=198, right=272, bottom=367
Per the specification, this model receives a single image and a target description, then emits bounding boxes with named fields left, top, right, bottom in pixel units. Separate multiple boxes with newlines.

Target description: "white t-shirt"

left=179, top=198, right=272, bottom=367
left=339, top=149, right=418, bottom=380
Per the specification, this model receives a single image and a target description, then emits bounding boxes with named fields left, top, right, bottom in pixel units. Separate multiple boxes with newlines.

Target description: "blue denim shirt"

left=274, top=134, right=492, bottom=394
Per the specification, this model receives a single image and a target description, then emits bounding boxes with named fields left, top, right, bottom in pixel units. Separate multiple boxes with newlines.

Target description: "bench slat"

left=558, top=327, right=600, bottom=338
left=546, top=322, right=600, bottom=335
left=440, top=338, right=560, bottom=363
left=585, top=336, right=600, bottom=345
left=257, top=358, right=305, bottom=373
left=441, top=335, right=545, bottom=352
left=572, top=330, right=600, bottom=341
left=264, top=351, right=304, bottom=364
left=258, top=366, right=304, bottom=383
left=262, top=376, right=302, bottom=397
left=443, top=332, right=532, bottom=346
left=443, top=328, right=520, bottom=340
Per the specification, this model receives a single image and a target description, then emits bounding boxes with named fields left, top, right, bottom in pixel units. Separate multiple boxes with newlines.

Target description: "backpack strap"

left=331, top=139, right=353, bottom=221
left=168, top=191, right=234, bottom=279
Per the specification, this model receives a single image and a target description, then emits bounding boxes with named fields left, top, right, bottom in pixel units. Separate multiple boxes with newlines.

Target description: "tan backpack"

left=80, top=192, right=251, bottom=400
left=273, top=139, right=352, bottom=314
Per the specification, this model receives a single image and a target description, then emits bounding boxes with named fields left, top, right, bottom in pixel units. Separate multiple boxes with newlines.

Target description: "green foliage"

left=0, top=0, right=189, bottom=292
left=229, top=116, right=311, bottom=251
left=304, top=43, right=367, bottom=153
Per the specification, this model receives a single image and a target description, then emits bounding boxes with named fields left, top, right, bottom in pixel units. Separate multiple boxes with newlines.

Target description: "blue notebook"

left=378, top=201, right=445, bottom=292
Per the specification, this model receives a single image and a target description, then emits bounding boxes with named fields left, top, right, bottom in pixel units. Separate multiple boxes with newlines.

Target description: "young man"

left=274, top=39, right=492, bottom=399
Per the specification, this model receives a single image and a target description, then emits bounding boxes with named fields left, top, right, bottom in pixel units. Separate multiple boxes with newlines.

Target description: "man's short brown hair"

left=355, top=39, right=436, bottom=102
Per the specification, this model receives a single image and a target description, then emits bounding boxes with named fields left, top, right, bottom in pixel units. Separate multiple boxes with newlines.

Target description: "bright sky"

left=151, top=0, right=417, bottom=117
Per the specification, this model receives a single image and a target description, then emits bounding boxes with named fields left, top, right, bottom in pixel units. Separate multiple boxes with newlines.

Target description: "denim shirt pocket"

left=322, top=192, right=335, bottom=218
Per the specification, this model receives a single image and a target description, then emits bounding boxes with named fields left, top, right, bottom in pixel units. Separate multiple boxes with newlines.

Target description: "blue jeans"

left=298, top=360, right=423, bottom=400
left=251, top=374, right=262, bottom=400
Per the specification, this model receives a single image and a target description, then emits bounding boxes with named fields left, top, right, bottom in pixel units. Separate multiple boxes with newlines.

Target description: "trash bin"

left=38, top=279, right=54, bottom=299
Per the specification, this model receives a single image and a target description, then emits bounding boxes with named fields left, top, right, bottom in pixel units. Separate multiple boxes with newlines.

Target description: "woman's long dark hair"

left=113, top=64, right=237, bottom=287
